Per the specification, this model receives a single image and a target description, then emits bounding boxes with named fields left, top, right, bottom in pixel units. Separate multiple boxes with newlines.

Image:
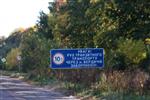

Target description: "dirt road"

left=0, top=76, right=78, bottom=100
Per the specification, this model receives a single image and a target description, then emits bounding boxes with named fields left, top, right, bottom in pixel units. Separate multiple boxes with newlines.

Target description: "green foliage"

left=6, top=48, right=21, bottom=70
left=50, top=0, right=97, bottom=48
left=2, top=0, right=149, bottom=71
left=37, top=12, right=53, bottom=39
left=20, top=28, right=51, bottom=77
left=47, top=0, right=149, bottom=70
left=0, top=28, right=23, bottom=59
left=105, top=0, right=150, bottom=39
left=117, top=38, right=147, bottom=67
left=64, top=82, right=85, bottom=93
left=105, top=50, right=127, bottom=70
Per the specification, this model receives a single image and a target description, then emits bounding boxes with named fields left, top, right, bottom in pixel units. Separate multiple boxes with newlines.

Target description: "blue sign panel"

left=50, top=48, right=104, bottom=69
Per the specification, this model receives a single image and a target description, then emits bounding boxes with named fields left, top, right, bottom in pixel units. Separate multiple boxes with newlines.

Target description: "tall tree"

left=105, top=0, right=150, bottom=39
left=37, top=11, right=53, bottom=39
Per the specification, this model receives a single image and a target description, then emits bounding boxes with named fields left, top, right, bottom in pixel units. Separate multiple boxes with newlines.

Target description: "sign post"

left=50, top=48, right=104, bottom=69
left=17, top=55, right=21, bottom=73
left=145, top=38, right=150, bottom=59
left=1, top=58, right=6, bottom=69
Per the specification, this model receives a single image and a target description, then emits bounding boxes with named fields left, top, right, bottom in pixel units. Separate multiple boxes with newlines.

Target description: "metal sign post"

left=1, top=58, right=6, bottom=69
left=17, top=56, right=21, bottom=73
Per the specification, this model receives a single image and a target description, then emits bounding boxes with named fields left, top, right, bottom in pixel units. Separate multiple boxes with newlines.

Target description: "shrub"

left=5, top=48, right=21, bottom=70
left=117, top=38, right=147, bottom=68
left=20, top=29, right=51, bottom=77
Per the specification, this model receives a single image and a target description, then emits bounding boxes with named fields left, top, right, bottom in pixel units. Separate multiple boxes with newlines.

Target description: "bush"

left=105, top=49, right=127, bottom=70
left=5, top=48, right=21, bottom=70
left=117, top=38, right=147, bottom=68
left=20, top=29, right=51, bottom=76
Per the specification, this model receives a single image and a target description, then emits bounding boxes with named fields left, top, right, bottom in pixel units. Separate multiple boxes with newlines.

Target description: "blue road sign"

left=50, top=48, right=104, bottom=69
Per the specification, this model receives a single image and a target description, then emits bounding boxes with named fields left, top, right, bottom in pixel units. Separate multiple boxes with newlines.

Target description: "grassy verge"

left=0, top=70, right=27, bottom=78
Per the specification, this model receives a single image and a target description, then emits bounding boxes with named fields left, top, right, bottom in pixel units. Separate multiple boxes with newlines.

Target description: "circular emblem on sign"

left=53, top=53, right=64, bottom=65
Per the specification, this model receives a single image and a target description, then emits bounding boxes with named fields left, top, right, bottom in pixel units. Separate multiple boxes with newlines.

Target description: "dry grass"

left=92, top=69, right=150, bottom=95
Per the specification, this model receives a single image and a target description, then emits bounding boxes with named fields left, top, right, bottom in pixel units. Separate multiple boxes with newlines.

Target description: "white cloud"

left=0, top=0, right=53, bottom=37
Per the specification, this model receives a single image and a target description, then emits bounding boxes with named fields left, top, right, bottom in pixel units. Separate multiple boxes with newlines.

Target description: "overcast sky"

left=0, top=0, right=53, bottom=37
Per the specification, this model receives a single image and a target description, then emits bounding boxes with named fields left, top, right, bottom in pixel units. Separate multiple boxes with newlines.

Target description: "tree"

left=37, top=11, right=53, bottom=40
left=20, top=27, right=51, bottom=78
left=117, top=38, right=147, bottom=68
left=6, top=48, right=21, bottom=70
left=0, top=28, right=24, bottom=59
left=105, top=0, right=150, bottom=39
